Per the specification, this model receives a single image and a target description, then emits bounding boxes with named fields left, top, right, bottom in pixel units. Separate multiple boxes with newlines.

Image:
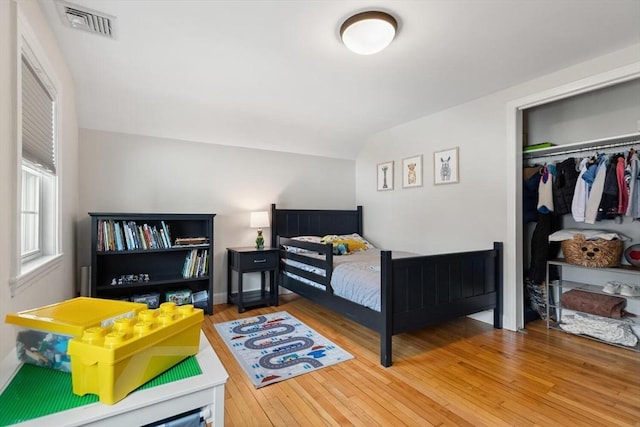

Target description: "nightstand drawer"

left=239, top=251, right=278, bottom=270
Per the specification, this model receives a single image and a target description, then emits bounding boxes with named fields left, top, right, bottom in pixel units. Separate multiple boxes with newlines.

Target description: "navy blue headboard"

left=270, top=204, right=363, bottom=246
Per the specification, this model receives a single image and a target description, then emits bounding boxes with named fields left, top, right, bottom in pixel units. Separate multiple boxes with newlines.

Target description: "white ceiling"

left=39, top=0, right=640, bottom=159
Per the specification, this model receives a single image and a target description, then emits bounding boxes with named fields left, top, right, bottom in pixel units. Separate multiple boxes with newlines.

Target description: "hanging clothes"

left=537, top=164, right=555, bottom=213
left=553, top=157, right=578, bottom=216
left=617, top=156, right=629, bottom=214
left=581, top=156, right=600, bottom=191
left=585, top=154, right=608, bottom=224
left=626, top=151, right=640, bottom=220
left=599, top=153, right=623, bottom=220
left=572, top=157, right=590, bottom=222
left=523, top=167, right=542, bottom=223
left=528, top=212, right=561, bottom=284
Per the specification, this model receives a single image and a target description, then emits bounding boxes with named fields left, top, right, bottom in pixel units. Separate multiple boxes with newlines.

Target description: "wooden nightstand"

left=226, top=247, right=279, bottom=313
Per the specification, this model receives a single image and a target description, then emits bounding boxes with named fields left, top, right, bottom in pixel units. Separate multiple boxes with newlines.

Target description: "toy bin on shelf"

left=4, top=297, right=148, bottom=372
left=67, top=302, right=203, bottom=405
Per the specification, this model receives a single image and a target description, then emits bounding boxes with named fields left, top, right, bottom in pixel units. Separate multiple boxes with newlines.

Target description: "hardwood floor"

left=203, top=295, right=640, bottom=426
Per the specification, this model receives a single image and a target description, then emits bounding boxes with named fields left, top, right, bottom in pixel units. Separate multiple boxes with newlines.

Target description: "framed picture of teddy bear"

left=402, top=155, right=423, bottom=188
left=433, top=147, right=459, bottom=185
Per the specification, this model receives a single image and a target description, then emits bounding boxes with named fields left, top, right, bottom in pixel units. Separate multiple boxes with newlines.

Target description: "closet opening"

left=519, top=77, right=640, bottom=330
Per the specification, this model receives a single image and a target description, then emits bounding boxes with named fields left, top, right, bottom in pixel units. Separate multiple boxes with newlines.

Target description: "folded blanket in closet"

left=561, top=289, right=626, bottom=319
left=560, top=312, right=638, bottom=347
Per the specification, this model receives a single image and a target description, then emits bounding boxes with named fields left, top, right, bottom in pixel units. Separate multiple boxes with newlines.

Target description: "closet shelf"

left=523, top=131, right=639, bottom=160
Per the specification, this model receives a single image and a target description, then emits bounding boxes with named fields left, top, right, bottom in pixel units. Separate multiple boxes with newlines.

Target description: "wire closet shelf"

left=523, top=132, right=639, bottom=165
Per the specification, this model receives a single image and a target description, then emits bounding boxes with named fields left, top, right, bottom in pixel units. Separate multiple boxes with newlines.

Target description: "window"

left=11, top=26, right=61, bottom=293
left=21, top=163, right=41, bottom=261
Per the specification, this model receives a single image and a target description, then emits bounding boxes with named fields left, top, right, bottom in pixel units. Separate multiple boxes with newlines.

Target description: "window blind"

left=22, top=56, right=55, bottom=174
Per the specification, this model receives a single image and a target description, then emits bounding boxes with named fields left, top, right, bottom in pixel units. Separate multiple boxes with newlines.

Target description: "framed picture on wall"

left=377, top=161, right=394, bottom=191
left=402, top=155, right=423, bottom=188
left=434, top=147, right=459, bottom=185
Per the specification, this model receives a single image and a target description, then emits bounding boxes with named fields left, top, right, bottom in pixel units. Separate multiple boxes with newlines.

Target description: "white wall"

left=77, top=129, right=356, bottom=303
left=526, top=78, right=640, bottom=145
left=355, top=44, right=640, bottom=331
left=0, top=1, right=79, bottom=360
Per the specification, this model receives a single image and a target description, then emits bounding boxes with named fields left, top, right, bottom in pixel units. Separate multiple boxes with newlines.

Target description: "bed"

left=270, top=204, right=503, bottom=367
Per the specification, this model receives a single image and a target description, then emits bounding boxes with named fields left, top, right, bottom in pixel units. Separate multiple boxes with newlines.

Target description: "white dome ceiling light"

left=340, top=11, right=397, bottom=55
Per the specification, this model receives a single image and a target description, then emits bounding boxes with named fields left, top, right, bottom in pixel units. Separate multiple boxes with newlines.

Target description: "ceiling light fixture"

left=340, top=11, right=397, bottom=55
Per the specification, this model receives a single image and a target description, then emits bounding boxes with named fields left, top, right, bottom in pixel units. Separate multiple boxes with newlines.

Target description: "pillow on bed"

left=283, top=236, right=322, bottom=254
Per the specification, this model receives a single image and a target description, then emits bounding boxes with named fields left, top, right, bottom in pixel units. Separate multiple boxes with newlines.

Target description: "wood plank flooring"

left=203, top=295, right=640, bottom=426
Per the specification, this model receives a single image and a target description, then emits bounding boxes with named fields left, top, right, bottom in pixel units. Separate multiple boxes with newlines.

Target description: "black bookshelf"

left=89, top=213, right=215, bottom=314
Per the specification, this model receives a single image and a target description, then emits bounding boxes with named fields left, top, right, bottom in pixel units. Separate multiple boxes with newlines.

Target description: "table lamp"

left=250, top=211, right=270, bottom=249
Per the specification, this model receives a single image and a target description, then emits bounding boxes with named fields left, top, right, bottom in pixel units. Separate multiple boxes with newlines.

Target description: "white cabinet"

left=545, top=259, right=640, bottom=352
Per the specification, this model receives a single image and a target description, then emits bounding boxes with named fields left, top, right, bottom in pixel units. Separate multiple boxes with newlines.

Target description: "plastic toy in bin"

left=131, top=292, right=160, bottom=309
left=67, top=302, right=203, bottom=404
left=166, top=289, right=192, bottom=305
left=4, top=297, right=148, bottom=372
left=191, top=290, right=209, bottom=310
left=15, top=329, right=72, bottom=371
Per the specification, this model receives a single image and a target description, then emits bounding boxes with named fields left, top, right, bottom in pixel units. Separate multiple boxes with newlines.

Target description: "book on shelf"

left=151, top=225, right=160, bottom=249
left=137, top=225, right=147, bottom=250
left=182, top=249, right=208, bottom=278
left=97, top=220, right=104, bottom=251
left=95, top=219, right=177, bottom=251
left=113, top=222, right=124, bottom=251
left=125, top=221, right=139, bottom=250
left=174, top=237, right=209, bottom=246
left=122, top=222, right=132, bottom=249
left=107, top=220, right=116, bottom=251
left=160, top=229, right=168, bottom=249
left=142, top=224, right=153, bottom=249
left=161, top=221, right=172, bottom=248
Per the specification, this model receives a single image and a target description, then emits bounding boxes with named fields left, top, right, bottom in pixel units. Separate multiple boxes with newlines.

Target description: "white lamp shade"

left=250, top=211, right=270, bottom=228
left=340, top=11, right=397, bottom=55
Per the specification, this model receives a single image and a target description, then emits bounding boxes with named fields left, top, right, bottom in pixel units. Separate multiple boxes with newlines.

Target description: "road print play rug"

left=214, top=311, right=353, bottom=388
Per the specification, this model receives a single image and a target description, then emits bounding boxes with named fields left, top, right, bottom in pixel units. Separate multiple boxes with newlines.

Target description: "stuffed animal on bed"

left=321, top=235, right=339, bottom=245
left=321, top=235, right=367, bottom=254
left=333, top=243, right=348, bottom=255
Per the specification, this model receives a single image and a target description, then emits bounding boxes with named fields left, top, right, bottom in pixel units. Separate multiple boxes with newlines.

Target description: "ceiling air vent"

left=55, top=1, right=118, bottom=39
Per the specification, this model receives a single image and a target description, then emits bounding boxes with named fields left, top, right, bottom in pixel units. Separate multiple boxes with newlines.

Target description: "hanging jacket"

left=581, top=159, right=600, bottom=190
left=585, top=154, right=608, bottom=224
left=572, top=158, right=589, bottom=222
left=537, top=165, right=555, bottom=213
left=598, top=154, right=622, bottom=220
left=617, top=156, right=629, bottom=214
left=523, top=168, right=541, bottom=223
left=626, top=152, right=640, bottom=220
left=552, top=157, right=578, bottom=216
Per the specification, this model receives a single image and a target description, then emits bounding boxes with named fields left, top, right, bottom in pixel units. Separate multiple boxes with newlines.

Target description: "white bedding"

left=283, top=249, right=416, bottom=312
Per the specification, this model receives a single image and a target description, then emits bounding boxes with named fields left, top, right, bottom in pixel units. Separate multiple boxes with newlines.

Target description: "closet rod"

left=525, top=139, right=638, bottom=161
left=523, top=132, right=639, bottom=161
